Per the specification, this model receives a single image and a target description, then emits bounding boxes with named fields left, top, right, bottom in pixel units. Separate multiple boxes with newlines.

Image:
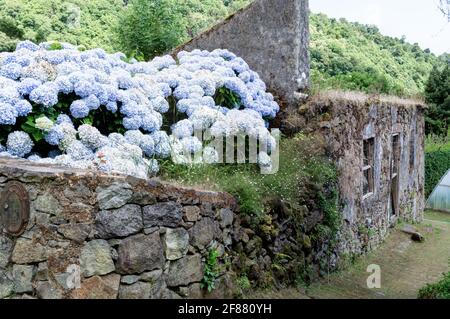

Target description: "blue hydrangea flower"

left=94, top=85, right=109, bottom=105
left=56, top=114, right=73, bottom=125
left=16, top=40, right=40, bottom=52
left=115, top=73, right=134, bottom=90
left=43, top=51, right=66, bottom=65
left=141, top=113, right=160, bottom=132
left=0, top=87, right=20, bottom=104
left=148, top=159, right=159, bottom=175
left=141, top=135, right=155, bottom=156
left=173, top=85, right=204, bottom=100
left=190, top=77, right=216, bottom=96
left=151, top=55, right=176, bottom=70
left=17, top=78, right=42, bottom=96
left=0, top=102, right=18, bottom=125
left=55, top=76, right=74, bottom=94
left=29, top=83, right=59, bottom=107
left=171, top=119, right=193, bottom=139
left=158, top=83, right=172, bottom=97
left=116, top=90, right=131, bottom=104
left=124, top=130, right=144, bottom=146
left=57, top=62, right=80, bottom=76
left=83, top=95, right=100, bottom=110
left=103, top=85, right=118, bottom=102
left=0, top=43, right=280, bottom=180
left=106, top=101, right=118, bottom=113
left=150, top=97, right=169, bottom=113
left=15, top=56, right=32, bottom=68
left=181, top=136, right=203, bottom=154
left=66, top=140, right=94, bottom=161
left=258, top=151, right=272, bottom=169
left=74, top=80, right=94, bottom=98
left=119, top=101, right=140, bottom=117
left=108, top=133, right=126, bottom=147
left=15, top=100, right=33, bottom=117
left=70, top=100, right=90, bottom=118
left=203, top=146, right=219, bottom=164
left=0, top=63, right=22, bottom=80
left=155, top=141, right=171, bottom=158
left=78, top=124, right=108, bottom=150
left=27, top=154, right=41, bottom=161
left=6, top=131, right=34, bottom=157
left=45, top=125, right=64, bottom=146
left=123, top=116, right=142, bottom=130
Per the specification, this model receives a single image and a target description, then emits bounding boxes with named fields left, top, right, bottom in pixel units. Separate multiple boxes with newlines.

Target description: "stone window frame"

left=362, top=136, right=376, bottom=199
left=391, top=133, right=401, bottom=177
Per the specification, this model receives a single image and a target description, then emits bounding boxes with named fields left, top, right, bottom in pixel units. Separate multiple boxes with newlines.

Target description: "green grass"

left=159, top=134, right=336, bottom=218
left=425, top=210, right=450, bottom=224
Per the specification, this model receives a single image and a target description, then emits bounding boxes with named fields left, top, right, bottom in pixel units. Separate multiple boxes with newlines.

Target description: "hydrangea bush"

left=0, top=40, right=279, bottom=179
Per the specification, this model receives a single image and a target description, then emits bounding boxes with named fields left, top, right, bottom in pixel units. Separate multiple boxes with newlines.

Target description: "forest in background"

left=1, top=0, right=448, bottom=97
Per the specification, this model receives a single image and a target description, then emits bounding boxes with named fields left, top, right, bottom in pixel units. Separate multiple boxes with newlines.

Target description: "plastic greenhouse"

left=426, top=169, right=450, bottom=213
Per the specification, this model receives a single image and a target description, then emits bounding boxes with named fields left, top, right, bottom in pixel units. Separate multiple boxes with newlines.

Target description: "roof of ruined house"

left=309, top=90, right=426, bottom=109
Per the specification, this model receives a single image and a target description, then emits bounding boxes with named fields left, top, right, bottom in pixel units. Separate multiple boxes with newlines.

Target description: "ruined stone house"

left=178, top=0, right=425, bottom=251
left=289, top=92, right=426, bottom=254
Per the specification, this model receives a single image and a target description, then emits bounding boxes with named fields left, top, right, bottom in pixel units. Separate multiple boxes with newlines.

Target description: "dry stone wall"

left=0, top=158, right=239, bottom=299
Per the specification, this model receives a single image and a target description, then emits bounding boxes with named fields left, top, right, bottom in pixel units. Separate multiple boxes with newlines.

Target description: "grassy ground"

left=247, top=211, right=450, bottom=299
left=159, top=134, right=334, bottom=217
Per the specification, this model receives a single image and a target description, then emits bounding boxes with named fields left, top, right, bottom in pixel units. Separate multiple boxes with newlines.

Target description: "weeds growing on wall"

left=201, top=249, right=220, bottom=292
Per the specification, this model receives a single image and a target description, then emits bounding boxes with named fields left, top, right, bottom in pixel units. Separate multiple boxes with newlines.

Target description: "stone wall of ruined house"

left=285, top=93, right=425, bottom=256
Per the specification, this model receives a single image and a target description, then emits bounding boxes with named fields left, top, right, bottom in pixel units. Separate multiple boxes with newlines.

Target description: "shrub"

left=418, top=272, right=450, bottom=299
left=0, top=41, right=280, bottom=179
left=425, top=135, right=450, bottom=197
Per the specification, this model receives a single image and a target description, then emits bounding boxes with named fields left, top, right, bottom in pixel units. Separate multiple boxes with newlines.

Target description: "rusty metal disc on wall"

left=0, top=181, right=30, bottom=236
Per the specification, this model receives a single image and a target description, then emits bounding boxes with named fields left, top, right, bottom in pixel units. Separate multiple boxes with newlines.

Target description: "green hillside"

left=0, top=0, right=248, bottom=53
left=310, top=13, right=446, bottom=97
left=0, top=0, right=124, bottom=52
left=0, top=1, right=447, bottom=97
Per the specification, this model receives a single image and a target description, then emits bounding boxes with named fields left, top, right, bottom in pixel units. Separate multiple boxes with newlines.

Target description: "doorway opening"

left=389, top=134, right=401, bottom=217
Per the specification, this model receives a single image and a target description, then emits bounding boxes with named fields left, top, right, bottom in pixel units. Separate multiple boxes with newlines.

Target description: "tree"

left=115, top=0, right=186, bottom=60
left=425, top=63, right=450, bottom=136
